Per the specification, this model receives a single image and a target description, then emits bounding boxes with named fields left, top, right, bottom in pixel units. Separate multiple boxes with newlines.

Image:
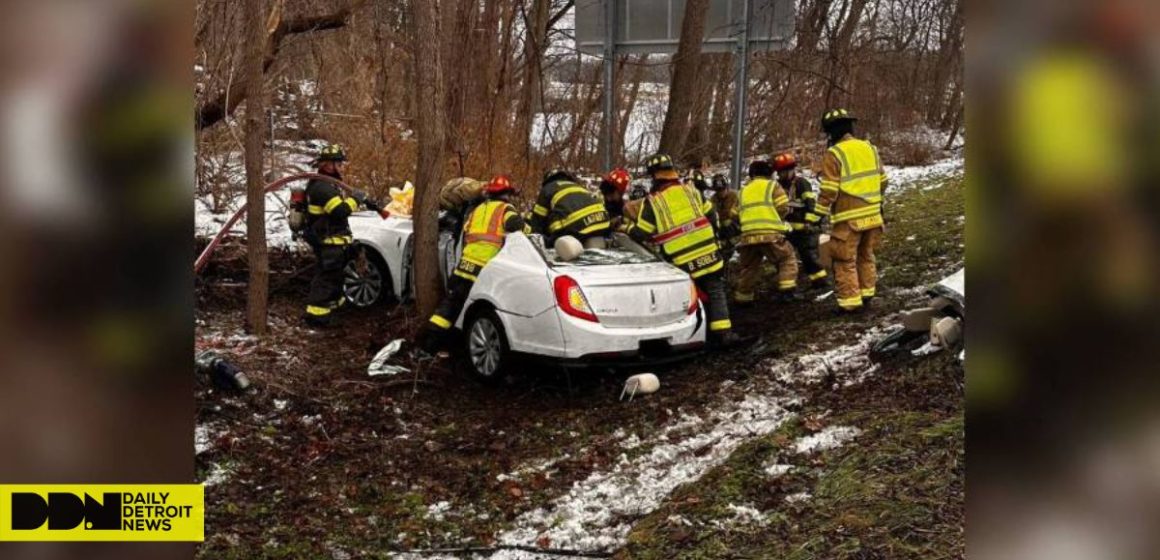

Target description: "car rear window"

left=545, top=247, right=658, bottom=266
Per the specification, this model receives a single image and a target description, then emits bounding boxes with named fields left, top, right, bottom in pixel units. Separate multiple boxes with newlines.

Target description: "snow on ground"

left=884, top=156, right=964, bottom=193
left=768, top=325, right=891, bottom=388
left=464, top=319, right=900, bottom=558
left=793, top=426, right=863, bottom=455
left=493, top=393, right=796, bottom=554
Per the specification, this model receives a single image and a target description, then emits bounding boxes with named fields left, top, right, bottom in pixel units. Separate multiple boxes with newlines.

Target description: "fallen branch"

left=196, top=0, right=367, bottom=131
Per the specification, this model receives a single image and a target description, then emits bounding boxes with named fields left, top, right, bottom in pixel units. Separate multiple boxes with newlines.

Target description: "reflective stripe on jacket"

left=628, top=182, right=723, bottom=279
left=530, top=180, right=611, bottom=238
left=816, top=136, right=887, bottom=226
left=738, top=177, right=791, bottom=243
left=455, top=200, right=522, bottom=281
left=305, top=177, right=358, bottom=245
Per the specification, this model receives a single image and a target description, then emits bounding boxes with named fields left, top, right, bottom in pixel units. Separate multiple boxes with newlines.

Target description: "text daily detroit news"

left=0, top=485, right=204, bottom=541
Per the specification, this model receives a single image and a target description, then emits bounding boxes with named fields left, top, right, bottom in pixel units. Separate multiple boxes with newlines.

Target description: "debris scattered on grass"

left=368, top=339, right=410, bottom=377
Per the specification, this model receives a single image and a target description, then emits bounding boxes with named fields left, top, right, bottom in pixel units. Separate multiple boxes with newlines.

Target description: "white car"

left=344, top=212, right=707, bottom=380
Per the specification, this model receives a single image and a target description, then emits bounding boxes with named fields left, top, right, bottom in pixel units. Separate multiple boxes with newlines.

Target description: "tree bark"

left=410, top=0, right=447, bottom=318
left=243, top=0, right=269, bottom=335
left=516, top=0, right=550, bottom=160
left=196, top=1, right=365, bottom=131
left=658, top=0, right=710, bottom=159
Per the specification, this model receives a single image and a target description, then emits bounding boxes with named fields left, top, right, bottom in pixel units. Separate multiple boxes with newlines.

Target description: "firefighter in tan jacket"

left=815, top=109, right=889, bottom=313
left=734, top=160, right=799, bottom=304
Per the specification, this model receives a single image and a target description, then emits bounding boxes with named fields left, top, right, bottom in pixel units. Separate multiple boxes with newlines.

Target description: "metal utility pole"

left=730, top=0, right=752, bottom=189
left=601, top=0, right=617, bottom=170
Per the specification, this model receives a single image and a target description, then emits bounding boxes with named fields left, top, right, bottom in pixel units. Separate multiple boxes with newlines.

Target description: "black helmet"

left=542, top=168, right=576, bottom=185
left=644, top=153, right=676, bottom=175
left=317, top=143, right=348, bottom=163
left=820, top=108, right=858, bottom=132
left=748, top=160, right=774, bottom=178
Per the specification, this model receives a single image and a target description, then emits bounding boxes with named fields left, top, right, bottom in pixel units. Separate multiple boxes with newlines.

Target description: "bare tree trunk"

left=411, top=0, right=447, bottom=318
left=243, top=0, right=269, bottom=335
left=516, top=0, right=550, bottom=161
left=658, top=0, right=710, bottom=159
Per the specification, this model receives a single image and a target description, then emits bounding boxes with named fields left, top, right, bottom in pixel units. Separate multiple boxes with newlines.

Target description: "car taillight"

left=688, top=282, right=699, bottom=315
left=554, top=275, right=598, bottom=323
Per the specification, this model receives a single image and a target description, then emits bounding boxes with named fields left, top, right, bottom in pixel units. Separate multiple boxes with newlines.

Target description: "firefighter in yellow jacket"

left=420, top=176, right=526, bottom=352
left=734, top=160, right=799, bottom=304
left=530, top=168, right=611, bottom=248
left=627, top=154, right=749, bottom=349
left=815, top=109, right=889, bottom=313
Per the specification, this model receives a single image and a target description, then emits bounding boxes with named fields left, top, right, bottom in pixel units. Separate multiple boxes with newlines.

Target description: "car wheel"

left=465, top=309, right=509, bottom=382
left=343, top=246, right=392, bottom=308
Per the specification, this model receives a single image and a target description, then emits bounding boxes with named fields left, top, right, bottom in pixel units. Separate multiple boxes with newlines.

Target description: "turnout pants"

left=696, top=271, right=733, bottom=336
left=829, top=222, right=883, bottom=310
left=306, top=245, right=349, bottom=322
left=787, top=229, right=828, bottom=283
left=429, top=275, right=474, bottom=333
left=734, top=238, right=799, bottom=302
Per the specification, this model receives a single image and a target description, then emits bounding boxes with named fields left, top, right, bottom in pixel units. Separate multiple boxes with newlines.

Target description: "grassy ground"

left=194, top=170, right=964, bottom=559
left=617, top=174, right=966, bottom=559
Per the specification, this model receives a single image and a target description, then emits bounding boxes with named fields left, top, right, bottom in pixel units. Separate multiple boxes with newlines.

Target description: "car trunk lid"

left=558, top=263, right=694, bottom=328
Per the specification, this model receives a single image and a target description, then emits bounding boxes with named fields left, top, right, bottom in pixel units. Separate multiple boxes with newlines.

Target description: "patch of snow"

left=425, top=501, right=453, bottom=522
left=764, top=463, right=793, bottom=478
left=784, top=491, right=812, bottom=504
left=201, top=462, right=233, bottom=487
left=884, top=156, right=965, bottom=194
left=194, top=423, right=217, bottom=455
left=713, top=504, right=770, bottom=528
left=768, top=326, right=889, bottom=387
left=494, top=394, right=795, bottom=554
left=794, top=426, right=862, bottom=455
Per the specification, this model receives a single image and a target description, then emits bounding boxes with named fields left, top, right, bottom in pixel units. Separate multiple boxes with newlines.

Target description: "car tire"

left=343, top=246, right=393, bottom=308
left=464, top=308, right=510, bottom=383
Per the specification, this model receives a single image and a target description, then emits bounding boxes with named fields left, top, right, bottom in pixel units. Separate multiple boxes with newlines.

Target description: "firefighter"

left=599, top=167, right=632, bottom=230
left=815, top=109, right=889, bottom=313
left=302, top=144, right=362, bottom=328
left=420, top=176, right=526, bottom=352
left=627, top=154, right=749, bottom=349
left=711, top=173, right=741, bottom=269
left=734, top=160, right=799, bottom=304
left=688, top=160, right=710, bottom=194
left=530, top=168, right=611, bottom=249
left=774, top=152, right=829, bottom=288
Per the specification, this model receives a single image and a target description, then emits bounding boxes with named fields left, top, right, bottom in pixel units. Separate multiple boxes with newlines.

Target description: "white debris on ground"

left=494, top=394, right=797, bottom=554
left=784, top=492, right=813, bottom=504
left=793, top=426, right=863, bottom=455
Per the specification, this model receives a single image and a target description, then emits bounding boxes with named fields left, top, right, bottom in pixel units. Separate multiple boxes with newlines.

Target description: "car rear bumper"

left=553, top=340, right=706, bottom=369
left=549, top=306, right=707, bottom=362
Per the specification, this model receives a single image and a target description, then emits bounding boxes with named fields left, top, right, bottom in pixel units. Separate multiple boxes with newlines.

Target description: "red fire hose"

left=195, top=173, right=359, bottom=275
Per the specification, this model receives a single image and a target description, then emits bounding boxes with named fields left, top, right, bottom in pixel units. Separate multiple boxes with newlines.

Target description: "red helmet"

left=605, top=168, right=631, bottom=193
left=485, top=175, right=516, bottom=195
left=773, top=152, right=798, bottom=172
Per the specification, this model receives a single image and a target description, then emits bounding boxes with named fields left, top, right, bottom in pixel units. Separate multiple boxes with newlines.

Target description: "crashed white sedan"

left=344, top=213, right=706, bottom=379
